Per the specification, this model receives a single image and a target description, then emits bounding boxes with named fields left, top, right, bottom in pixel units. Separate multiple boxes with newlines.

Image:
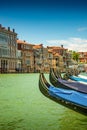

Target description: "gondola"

left=67, top=70, right=87, bottom=79
left=68, top=75, right=87, bottom=84
left=49, top=68, right=87, bottom=94
left=78, top=74, right=87, bottom=79
left=64, top=69, right=87, bottom=84
left=39, top=73, right=87, bottom=116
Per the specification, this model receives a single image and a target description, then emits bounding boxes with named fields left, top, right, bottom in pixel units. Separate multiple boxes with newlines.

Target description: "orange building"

left=17, top=40, right=34, bottom=72
left=78, top=52, right=87, bottom=63
left=47, top=45, right=70, bottom=69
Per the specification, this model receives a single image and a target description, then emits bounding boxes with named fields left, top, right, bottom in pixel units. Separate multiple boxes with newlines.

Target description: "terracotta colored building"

left=17, top=40, right=34, bottom=72
left=47, top=45, right=69, bottom=69
left=78, top=52, right=87, bottom=63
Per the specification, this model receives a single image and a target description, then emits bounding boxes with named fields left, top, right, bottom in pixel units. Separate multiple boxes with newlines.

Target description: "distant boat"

left=78, top=74, right=87, bottom=79
left=63, top=68, right=87, bottom=84
left=69, top=75, right=87, bottom=84
left=49, top=68, right=87, bottom=94
left=39, top=73, right=87, bottom=116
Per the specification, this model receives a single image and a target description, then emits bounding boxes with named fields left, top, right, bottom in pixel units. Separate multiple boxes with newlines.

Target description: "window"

left=26, top=60, right=30, bottom=65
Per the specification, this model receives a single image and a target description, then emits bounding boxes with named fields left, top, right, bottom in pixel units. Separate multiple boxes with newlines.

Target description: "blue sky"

left=0, top=0, right=87, bottom=51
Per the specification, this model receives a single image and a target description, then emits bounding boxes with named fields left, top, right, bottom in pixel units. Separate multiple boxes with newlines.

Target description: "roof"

left=53, top=53, right=60, bottom=57
left=17, top=40, right=34, bottom=46
left=33, top=44, right=43, bottom=49
left=47, top=46, right=67, bottom=50
left=17, top=40, right=26, bottom=44
left=48, top=49, right=53, bottom=53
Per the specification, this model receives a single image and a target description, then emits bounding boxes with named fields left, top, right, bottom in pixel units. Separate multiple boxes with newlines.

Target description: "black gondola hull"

left=49, top=68, right=87, bottom=94
left=39, top=73, right=87, bottom=116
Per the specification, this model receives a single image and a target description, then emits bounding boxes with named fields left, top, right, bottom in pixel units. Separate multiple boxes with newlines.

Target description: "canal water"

left=0, top=73, right=87, bottom=130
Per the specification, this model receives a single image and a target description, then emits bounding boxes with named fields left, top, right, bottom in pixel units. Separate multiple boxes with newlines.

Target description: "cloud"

left=77, top=27, right=87, bottom=32
left=46, top=37, right=87, bottom=52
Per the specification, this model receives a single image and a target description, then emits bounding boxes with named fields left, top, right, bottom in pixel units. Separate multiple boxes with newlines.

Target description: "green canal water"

left=0, top=73, right=87, bottom=130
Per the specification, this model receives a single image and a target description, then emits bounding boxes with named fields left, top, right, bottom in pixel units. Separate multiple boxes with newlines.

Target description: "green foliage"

left=72, top=51, right=79, bottom=62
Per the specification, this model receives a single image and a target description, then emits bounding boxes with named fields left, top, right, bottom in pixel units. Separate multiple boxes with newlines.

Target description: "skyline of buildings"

left=0, top=24, right=87, bottom=73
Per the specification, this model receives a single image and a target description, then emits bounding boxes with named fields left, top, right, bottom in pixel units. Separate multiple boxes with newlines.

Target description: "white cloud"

left=77, top=27, right=87, bottom=32
left=46, top=37, right=87, bottom=52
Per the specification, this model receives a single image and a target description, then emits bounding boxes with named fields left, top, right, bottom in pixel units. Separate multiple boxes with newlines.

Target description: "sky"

left=0, top=0, right=87, bottom=52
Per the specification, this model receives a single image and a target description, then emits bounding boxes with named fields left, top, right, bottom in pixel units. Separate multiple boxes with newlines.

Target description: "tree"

left=72, top=51, right=79, bottom=62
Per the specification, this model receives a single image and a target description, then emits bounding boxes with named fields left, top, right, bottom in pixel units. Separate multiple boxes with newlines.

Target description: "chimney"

left=0, top=24, right=2, bottom=28
left=8, top=27, right=10, bottom=31
left=13, top=28, right=15, bottom=33
left=0, top=24, right=5, bottom=29
left=61, top=45, right=63, bottom=48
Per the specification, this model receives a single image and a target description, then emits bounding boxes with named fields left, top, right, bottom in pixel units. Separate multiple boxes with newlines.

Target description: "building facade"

left=78, top=52, right=87, bottom=63
left=0, top=24, right=80, bottom=73
left=0, top=24, right=17, bottom=73
left=47, top=46, right=68, bottom=69
left=17, top=40, right=34, bottom=72
left=33, top=44, right=43, bottom=72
